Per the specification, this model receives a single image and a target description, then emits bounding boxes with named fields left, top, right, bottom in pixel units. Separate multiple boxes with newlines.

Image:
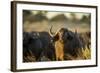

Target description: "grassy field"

left=23, top=47, right=91, bottom=62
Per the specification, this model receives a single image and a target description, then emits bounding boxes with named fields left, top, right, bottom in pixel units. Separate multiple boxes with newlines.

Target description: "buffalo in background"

left=23, top=31, right=55, bottom=62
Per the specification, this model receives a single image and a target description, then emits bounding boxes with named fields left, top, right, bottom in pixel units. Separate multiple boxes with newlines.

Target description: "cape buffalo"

left=49, top=26, right=83, bottom=60
left=23, top=31, right=55, bottom=62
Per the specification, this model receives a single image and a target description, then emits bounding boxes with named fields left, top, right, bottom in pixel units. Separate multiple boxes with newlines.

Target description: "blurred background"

left=23, top=10, right=91, bottom=33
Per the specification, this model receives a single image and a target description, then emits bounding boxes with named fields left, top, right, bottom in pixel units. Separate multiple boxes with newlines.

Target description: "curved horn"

left=49, top=25, right=62, bottom=37
left=49, top=25, right=54, bottom=37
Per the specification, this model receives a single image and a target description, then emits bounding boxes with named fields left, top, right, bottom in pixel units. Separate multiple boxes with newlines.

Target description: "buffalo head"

left=49, top=25, right=83, bottom=59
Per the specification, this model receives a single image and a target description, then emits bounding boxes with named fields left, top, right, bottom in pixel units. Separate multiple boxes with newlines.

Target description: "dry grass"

left=64, top=47, right=91, bottom=60
left=23, top=55, right=36, bottom=62
left=81, top=48, right=91, bottom=59
left=23, top=47, right=91, bottom=62
left=23, top=42, right=91, bottom=62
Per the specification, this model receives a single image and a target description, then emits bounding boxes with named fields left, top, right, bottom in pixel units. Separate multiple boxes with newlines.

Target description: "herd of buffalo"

left=23, top=27, right=91, bottom=62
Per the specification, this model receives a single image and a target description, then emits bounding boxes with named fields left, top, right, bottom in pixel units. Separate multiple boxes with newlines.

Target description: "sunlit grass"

left=64, top=47, right=91, bottom=60
left=81, top=48, right=91, bottom=59
left=23, top=47, right=91, bottom=62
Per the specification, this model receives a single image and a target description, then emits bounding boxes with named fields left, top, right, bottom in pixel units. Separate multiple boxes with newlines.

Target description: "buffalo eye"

left=67, top=32, right=73, bottom=40
left=67, top=35, right=73, bottom=40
